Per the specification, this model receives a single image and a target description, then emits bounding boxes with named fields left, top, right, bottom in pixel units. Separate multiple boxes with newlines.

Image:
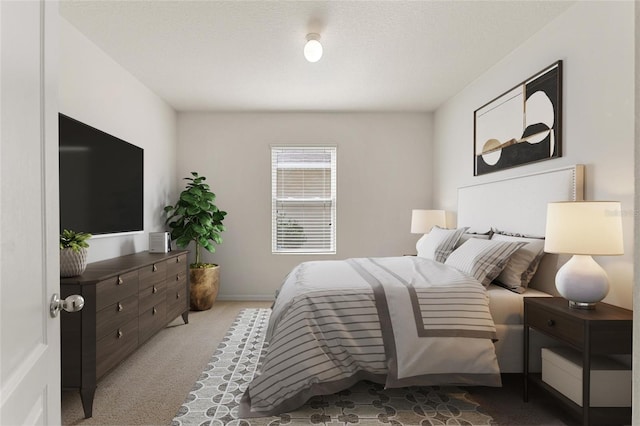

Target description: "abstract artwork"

left=474, top=61, right=562, bottom=176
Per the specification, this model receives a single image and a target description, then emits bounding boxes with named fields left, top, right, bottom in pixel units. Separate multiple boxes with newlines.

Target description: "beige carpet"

left=62, top=300, right=575, bottom=426
left=61, top=301, right=272, bottom=426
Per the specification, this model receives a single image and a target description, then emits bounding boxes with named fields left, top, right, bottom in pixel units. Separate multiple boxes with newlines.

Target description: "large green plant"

left=164, top=172, right=227, bottom=268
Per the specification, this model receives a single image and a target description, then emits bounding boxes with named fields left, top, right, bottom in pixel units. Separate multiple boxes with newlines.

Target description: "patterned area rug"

left=172, top=308, right=495, bottom=426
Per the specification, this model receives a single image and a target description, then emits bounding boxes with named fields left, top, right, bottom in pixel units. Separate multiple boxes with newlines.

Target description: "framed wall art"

left=474, top=61, right=562, bottom=176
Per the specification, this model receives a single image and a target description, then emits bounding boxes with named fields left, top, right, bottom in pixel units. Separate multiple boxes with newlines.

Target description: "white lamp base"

left=555, top=255, right=610, bottom=310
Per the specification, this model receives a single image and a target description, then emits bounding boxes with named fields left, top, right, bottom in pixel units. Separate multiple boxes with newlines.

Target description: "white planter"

left=60, top=247, right=88, bottom=277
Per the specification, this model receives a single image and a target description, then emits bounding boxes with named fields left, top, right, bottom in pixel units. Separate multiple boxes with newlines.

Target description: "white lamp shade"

left=304, top=35, right=323, bottom=63
left=411, top=209, right=447, bottom=234
left=544, top=201, right=623, bottom=255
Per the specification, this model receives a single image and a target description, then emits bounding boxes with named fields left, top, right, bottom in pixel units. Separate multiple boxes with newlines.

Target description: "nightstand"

left=523, top=297, right=632, bottom=426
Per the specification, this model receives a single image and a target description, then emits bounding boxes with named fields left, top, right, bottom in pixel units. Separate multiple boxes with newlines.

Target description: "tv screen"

left=59, top=114, right=144, bottom=235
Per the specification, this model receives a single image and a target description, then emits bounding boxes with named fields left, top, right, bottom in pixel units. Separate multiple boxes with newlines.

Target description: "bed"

left=458, top=164, right=584, bottom=373
left=239, top=165, right=584, bottom=418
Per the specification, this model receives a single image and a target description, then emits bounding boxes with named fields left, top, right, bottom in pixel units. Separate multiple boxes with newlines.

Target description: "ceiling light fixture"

left=304, top=33, right=323, bottom=63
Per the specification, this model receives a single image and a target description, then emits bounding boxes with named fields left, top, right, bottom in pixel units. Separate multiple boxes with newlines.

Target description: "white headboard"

left=458, top=165, right=584, bottom=236
left=457, top=164, right=584, bottom=294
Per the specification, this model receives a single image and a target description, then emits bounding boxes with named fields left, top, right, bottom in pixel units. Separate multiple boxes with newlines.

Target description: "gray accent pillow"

left=490, top=233, right=545, bottom=293
left=416, top=226, right=468, bottom=263
left=445, top=239, right=526, bottom=286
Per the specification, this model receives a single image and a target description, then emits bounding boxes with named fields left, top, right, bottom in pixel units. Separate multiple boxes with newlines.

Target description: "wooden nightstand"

left=523, top=297, right=632, bottom=426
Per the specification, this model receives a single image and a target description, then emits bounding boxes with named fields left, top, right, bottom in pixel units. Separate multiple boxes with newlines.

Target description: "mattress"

left=487, top=284, right=551, bottom=325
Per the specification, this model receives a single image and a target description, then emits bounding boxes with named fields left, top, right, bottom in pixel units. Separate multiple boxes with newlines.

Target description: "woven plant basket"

left=190, top=265, right=220, bottom=311
left=60, top=247, right=88, bottom=277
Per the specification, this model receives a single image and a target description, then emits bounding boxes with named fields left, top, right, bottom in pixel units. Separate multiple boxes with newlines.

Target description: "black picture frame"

left=474, top=61, right=562, bottom=176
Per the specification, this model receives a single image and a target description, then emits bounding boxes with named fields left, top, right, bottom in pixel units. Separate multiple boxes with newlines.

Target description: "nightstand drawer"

left=527, top=305, right=583, bottom=347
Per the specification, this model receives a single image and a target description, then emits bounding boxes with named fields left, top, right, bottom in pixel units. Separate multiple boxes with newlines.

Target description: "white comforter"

left=239, top=256, right=501, bottom=417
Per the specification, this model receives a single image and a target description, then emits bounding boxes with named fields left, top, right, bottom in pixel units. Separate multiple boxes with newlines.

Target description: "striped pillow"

left=444, top=238, right=526, bottom=286
left=416, top=226, right=468, bottom=263
left=491, top=233, right=545, bottom=293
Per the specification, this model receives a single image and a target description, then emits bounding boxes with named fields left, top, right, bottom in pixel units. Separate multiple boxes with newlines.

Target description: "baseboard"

left=216, top=294, right=275, bottom=301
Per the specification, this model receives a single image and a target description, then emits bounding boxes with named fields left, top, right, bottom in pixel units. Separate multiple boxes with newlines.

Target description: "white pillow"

left=416, top=227, right=468, bottom=263
left=490, top=233, right=545, bottom=293
left=445, top=238, right=525, bottom=286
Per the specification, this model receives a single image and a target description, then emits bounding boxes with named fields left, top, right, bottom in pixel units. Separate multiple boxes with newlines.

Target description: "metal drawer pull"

left=152, top=264, right=157, bottom=272
left=176, top=293, right=180, bottom=299
left=176, top=275, right=180, bottom=281
left=118, top=277, right=123, bottom=285
left=117, top=329, right=123, bottom=339
left=117, top=303, right=123, bottom=312
left=153, top=286, right=158, bottom=294
left=153, top=307, right=157, bottom=315
left=547, top=319, right=555, bottom=327
left=176, top=257, right=181, bottom=263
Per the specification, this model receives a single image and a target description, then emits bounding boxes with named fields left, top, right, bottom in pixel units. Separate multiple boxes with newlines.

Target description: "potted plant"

left=60, top=229, right=92, bottom=277
left=164, top=172, right=227, bottom=310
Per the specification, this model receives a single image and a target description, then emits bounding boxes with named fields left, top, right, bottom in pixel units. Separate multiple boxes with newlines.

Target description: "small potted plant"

left=60, top=229, right=92, bottom=277
left=164, top=172, right=227, bottom=310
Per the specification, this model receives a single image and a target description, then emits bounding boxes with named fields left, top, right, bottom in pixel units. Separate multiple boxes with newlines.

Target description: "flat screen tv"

left=59, top=114, right=144, bottom=236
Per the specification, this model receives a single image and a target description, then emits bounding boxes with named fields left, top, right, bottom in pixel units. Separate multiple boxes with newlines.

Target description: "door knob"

left=50, top=293, right=85, bottom=318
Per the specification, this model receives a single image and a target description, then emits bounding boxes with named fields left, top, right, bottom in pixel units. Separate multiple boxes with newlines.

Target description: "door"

left=1, top=1, right=61, bottom=424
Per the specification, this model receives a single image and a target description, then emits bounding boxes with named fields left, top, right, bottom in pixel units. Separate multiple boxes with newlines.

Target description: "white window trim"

left=271, top=145, right=337, bottom=255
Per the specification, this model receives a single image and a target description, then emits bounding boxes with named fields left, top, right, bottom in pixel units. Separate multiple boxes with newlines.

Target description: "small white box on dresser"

left=541, top=347, right=631, bottom=407
left=149, top=232, right=171, bottom=253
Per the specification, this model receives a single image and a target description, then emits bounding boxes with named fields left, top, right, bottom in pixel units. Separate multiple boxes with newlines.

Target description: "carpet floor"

left=172, top=308, right=496, bottom=425
left=62, top=302, right=576, bottom=426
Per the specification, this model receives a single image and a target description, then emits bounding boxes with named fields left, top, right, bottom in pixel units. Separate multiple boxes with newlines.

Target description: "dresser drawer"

left=96, top=294, right=139, bottom=341
left=139, top=281, right=166, bottom=313
left=167, top=270, right=187, bottom=293
left=167, top=283, right=187, bottom=306
left=96, top=318, right=138, bottom=379
left=166, top=254, right=188, bottom=275
left=167, top=288, right=187, bottom=322
left=527, top=305, right=584, bottom=347
left=139, top=302, right=167, bottom=343
left=139, top=261, right=167, bottom=289
left=96, top=270, right=138, bottom=311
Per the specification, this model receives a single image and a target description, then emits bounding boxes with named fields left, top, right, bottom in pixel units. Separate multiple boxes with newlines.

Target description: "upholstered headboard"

left=457, top=165, right=584, bottom=294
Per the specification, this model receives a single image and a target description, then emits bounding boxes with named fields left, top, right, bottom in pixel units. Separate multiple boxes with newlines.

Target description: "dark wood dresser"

left=60, top=250, right=189, bottom=418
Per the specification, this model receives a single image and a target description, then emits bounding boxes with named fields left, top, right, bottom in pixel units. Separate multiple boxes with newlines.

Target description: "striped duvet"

left=239, top=256, right=501, bottom=417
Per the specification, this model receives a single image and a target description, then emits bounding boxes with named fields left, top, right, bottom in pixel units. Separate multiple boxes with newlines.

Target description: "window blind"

left=271, top=146, right=337, bottom=254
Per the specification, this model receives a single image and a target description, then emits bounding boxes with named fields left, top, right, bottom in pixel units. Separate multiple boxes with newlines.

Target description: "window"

left=271, top=146, right=337, bottom=254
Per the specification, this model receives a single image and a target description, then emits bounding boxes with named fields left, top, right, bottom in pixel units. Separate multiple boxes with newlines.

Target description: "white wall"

left=433, top=2, right=635, bottom=309
left=59, top=18, right=178, bottom=263
left=177, top=112, right=432, bottom=299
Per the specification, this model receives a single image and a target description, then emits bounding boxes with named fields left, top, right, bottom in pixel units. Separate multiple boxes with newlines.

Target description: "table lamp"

left=411, top=209, right=447, bottom=234
left=544, top=201, right=623, bottom=309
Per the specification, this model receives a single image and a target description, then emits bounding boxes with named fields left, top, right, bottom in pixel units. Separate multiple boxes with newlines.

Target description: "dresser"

left=60, top=250, right=189, bottom=418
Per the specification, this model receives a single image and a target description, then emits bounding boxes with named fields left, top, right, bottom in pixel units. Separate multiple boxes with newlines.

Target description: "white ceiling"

left=59, top=1, right=575, bottom=112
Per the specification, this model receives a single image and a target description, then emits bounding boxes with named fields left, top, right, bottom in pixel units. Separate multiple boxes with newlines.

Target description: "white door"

left=1, top=1, right=61, bottom=424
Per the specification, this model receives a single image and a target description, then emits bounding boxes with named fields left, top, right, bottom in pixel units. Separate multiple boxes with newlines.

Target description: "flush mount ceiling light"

left=304, top=33, right=323, bottom=63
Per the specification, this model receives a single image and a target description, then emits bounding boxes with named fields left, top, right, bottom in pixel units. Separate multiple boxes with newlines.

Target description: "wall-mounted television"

left=59, top=114, right=144, bottom=236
